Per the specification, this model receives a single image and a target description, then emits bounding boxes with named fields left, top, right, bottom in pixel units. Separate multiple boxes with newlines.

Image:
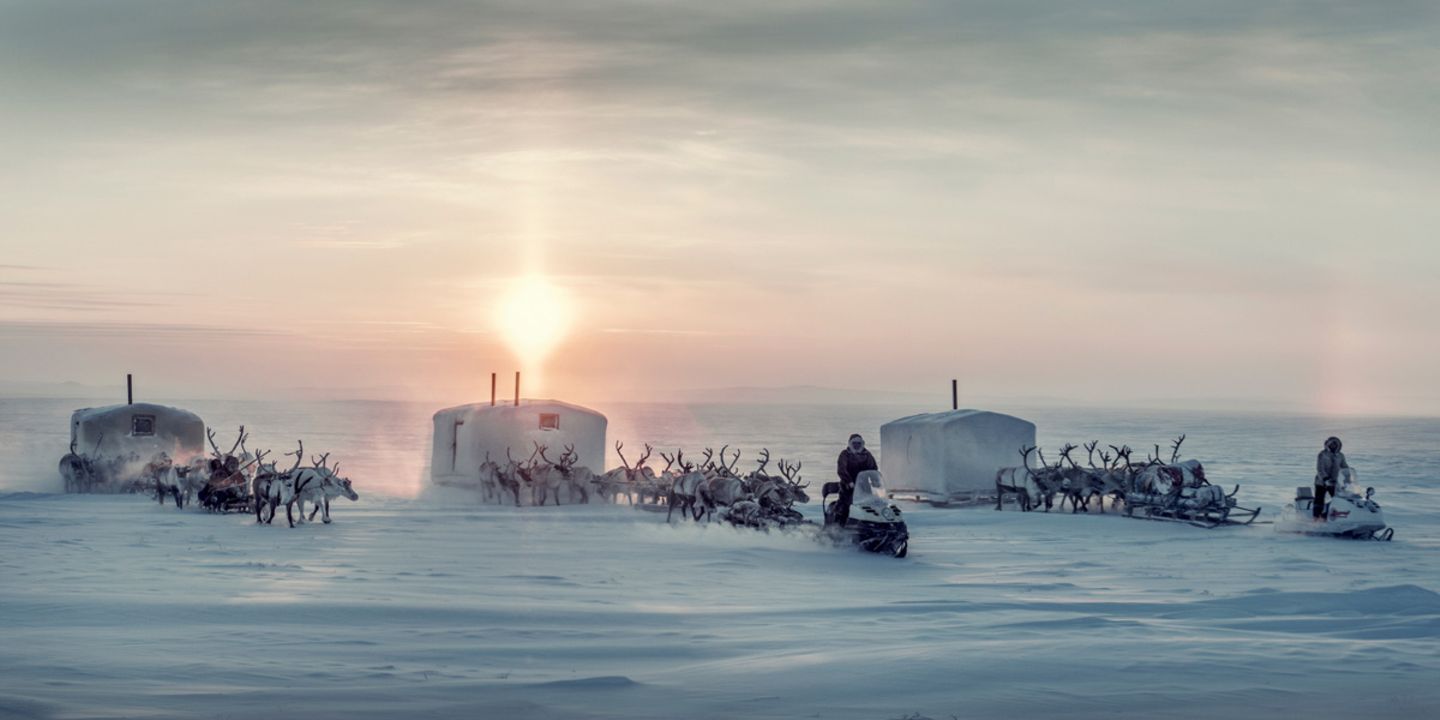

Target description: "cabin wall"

left=880, top=412, right=1036, bottom=498
left=430, top=403, right=607, bottom=487
left=70, top=404, right=207, bottom=463
left=459, top=408, right=607, bottom=476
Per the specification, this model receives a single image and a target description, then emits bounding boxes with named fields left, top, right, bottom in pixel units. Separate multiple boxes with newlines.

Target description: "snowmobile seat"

left=1295, top=486, right=1314, bottom=501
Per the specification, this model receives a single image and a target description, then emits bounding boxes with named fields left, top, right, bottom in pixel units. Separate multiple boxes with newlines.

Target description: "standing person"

left=834, top=434, right=877, bottom=526
left=1314, top=436, right=1348, bottom=520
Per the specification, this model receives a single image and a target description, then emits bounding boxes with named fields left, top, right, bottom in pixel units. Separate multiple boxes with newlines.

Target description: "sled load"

left=994, top=435, right=1261, bottom=528
left=1274, top=470, right=1392, bottom=541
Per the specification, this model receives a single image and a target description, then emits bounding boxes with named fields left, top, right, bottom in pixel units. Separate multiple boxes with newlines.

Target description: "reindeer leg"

left=286, top=502, right=295, bottom=528
left=323, top=498, right=332, bottom=524
left=309, top=502, right=321, bottom=521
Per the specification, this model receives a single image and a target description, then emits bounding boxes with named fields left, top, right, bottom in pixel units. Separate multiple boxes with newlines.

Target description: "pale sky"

left=2, top=1, right=1438, bottom=414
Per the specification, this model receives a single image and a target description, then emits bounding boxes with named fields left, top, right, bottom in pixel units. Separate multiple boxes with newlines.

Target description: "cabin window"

left=131, top=414, right=156, bottom=436
left=538, top=413, right=560, bottom=431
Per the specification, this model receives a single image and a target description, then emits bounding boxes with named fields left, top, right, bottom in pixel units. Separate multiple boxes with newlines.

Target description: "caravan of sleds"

left=440, top=440, right=910, bottom=557
left=59, top=426, right=359, bottom=528
left=995, top=434, right=1393, bottom=540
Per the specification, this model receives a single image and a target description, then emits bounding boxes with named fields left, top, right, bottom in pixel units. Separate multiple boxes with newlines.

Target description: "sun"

left=495, top=274, right=573, bottom=369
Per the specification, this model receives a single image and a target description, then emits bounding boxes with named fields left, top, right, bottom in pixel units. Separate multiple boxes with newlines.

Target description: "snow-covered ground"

left=2, top=398, right=1438, bottom=718
left=3, top=490, right=1438, bottom=720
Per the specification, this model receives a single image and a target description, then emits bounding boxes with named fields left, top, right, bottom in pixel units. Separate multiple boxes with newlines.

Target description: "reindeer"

left=254, top=442, right=301, bottom=524
left=629, top=444, right=663, bottom=505
left=995, top=446, right=1038, bottom=511
left=1060, top=441, right=1111, bottom=513
left=300, top=461, right=360, bottom=524
left=477, top=451, right=501, bottom=503
left=666, top=451, right=707, bottom=522
left=278, top=449, right=357, bottom=527
left=763, top=459, right=809, bottom=525
left=1080, top=442, right=1133, bottom=512
left=554, top=444, right=593, bottom=504
left=698, top=450, right=751, bottom=522
left=652, top=450, right=681, bottom=506
left=526, top=443, right=567, bottom=506
left=781, top=461, right=809, bottom=504
left=742, top=448, right=775, bottom=492
left=595, top=441, right=637, bottom=504
left=144, top=452, right=181, bottom=507
left=495, top=449, right=524, bottom=506
left=1019, top=445, right=1068, bottom=511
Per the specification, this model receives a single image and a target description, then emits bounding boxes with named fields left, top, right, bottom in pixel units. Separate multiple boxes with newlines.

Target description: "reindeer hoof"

left=323, top=518, right=332, bottom=524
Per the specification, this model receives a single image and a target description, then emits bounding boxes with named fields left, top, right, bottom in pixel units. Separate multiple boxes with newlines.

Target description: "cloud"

left=2, top=1, right=1438, bottom=412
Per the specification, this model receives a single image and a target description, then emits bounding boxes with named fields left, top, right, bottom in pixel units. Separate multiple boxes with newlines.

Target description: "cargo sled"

left=1122, top=460, right=1261, bottom=528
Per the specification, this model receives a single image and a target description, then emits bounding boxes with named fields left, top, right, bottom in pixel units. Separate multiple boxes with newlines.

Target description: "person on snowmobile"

left=835, top=434, right=878, bottom=526
left=1314, top=436, right=1349, bottom=520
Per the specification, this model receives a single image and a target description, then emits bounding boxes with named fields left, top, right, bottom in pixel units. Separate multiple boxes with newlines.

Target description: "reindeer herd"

left=995, top=435, right=1260, bottom=527
left=61, top=426, right=360, bottom=528
left=465, top=441, right=812, bottom=528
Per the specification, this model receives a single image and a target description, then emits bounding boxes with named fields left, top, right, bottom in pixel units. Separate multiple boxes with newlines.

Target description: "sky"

left=2, top=1, right=1438, bottom=414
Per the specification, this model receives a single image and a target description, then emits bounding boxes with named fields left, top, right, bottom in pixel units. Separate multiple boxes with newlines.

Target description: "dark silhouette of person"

left=1314, top=436, right=1348, bottom=520
left=834, top=433, right=877, bottom=526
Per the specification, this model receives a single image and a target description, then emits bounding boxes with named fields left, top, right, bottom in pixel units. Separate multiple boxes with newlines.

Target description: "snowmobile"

left=1275, top=471, right=1392, bottom=541
left=822, top=470, right=909, bottom=558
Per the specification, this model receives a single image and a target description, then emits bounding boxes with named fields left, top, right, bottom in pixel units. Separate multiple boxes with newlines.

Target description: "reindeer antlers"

left=1058, top=443, right=1079, bottom=467
left=615, top=441, right=630, bottom=469
left=778, top=459, right=805, bottom=486
left=755, top=448, right=771, bottom=474
left=1170, top=434, right=1186, bottom=464
left=285, top=440, right=304, bottom=472
left=228, top=426, right=247, bottom=456
left=207, top=428, right=222, bottom=456
left=636, top=443, right=653, bottom=468
left=311, top=452, right=330, bottom=469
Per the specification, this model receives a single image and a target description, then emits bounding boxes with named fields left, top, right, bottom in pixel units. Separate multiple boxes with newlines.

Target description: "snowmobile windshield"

left=853, top=471, right=887, bottom=501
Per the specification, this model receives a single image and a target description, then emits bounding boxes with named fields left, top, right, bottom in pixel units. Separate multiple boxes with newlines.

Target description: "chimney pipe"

left=491, top=372, right=497, bottom=407
left=951, top=379, right=958, bottom=411
left=514, top=371, right=521, bottom=407
left=127, top=374, right=133, bottom=405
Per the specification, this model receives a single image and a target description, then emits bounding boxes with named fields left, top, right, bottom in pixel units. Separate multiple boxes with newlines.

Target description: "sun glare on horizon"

left=495, top=274, right=574, bottom=373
